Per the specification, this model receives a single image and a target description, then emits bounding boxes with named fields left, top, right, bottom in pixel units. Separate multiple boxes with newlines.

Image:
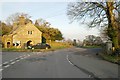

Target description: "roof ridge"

left=9, top=26, right=19, bottom=34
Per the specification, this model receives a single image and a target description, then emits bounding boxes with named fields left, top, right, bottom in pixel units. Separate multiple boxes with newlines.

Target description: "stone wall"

left=2, top=35, right=13, bottom=48
left=102, top=41, right=112, bottom=54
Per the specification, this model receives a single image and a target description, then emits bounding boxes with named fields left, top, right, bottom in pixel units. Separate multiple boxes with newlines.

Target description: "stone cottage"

left=2, top=16, right=42, bottom=48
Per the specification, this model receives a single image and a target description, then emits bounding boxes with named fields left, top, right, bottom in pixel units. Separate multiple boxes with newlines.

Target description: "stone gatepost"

left=106, top=40, right=112, bottom=54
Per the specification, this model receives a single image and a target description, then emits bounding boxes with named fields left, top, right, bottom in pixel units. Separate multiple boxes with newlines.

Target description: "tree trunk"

left=106, top=2, right=119, bottom=49
left=112, top=36, right=119, bottom=48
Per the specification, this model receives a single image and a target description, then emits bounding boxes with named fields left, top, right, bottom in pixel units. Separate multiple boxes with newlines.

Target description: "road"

left=68, top=48, right=118, bottom=78
left=0, top=51, right=2, bottom=79
left=1, top=47, right=119, bottom=79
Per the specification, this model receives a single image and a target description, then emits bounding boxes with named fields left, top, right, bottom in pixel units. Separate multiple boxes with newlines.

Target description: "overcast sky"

left=0, top=0, right=101, bottom=41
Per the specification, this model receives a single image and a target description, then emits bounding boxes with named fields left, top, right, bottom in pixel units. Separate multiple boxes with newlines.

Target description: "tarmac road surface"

left=1, top=47, right=119, bottom=79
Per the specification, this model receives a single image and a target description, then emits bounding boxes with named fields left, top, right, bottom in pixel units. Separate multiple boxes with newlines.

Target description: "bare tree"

left=6, top=12, right=31, bottom=25
left=35, top=18, right=51, bottom=27
left=67, top=1, right=120, bottom=49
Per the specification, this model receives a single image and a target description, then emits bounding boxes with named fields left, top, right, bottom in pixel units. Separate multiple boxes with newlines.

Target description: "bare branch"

left=92, top=2, right=107, bottom=11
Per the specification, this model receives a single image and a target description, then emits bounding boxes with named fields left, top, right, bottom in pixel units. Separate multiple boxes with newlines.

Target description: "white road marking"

left=2, top=55, right=29, bottom=68
left=10, top=59, right=14, bottom=62
left=20, top=57, right=24, bottom=59
left=66, top=55, right=74, bottom=66
left=26, top=55, right=30, bottom=57
left=27, top=55, right=30, bottom=56
left=16, top=59, right=20, bottom=62
left=10, top=62, right=16, bottom=65
left=0, top=69, right=3, bottom=71
left=19, top=56, right=23, bottom=58
left=4, top=65, right=10, bottom=68
left=3, top=62, right=8, bottom=65
left=15, top=58, right=18, bottom=59
left=2, top=53, right=35, bottom=68
left=15, top=58, right=19, bottom=60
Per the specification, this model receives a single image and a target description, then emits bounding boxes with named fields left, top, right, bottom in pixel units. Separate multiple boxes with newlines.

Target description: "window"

left=28, top=31, right=32, bottom=34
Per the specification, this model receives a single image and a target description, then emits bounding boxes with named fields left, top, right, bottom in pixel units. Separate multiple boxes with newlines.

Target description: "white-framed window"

left=28, top=31, right=32, bottom=34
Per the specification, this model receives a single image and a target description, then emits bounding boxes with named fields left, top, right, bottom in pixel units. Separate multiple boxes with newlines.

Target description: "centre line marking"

left=66, top=54, right=74, bottom=66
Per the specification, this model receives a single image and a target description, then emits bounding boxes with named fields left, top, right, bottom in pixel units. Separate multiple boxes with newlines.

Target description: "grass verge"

left=82, top=46, right=101, bottom=48
left=99, top=53, right=120, bottom=64
left=2, top=42, right=72, bottom=52
left=50, top=42, right=72, bottom=49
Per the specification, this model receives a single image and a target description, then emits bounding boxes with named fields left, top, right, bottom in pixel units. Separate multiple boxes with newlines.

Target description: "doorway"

left=27, top=40, right=32, bottom=47
left=7, top=42, right=10, bottom=48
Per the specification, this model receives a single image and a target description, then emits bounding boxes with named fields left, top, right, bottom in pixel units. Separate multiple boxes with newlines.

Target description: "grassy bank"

left=2, top=42, right=72, bottom=52
left=99, top=53, right=120, bottom=64
left=50, top=42, right=72, bottom=49
left=82, top=45, right=102, bottom=48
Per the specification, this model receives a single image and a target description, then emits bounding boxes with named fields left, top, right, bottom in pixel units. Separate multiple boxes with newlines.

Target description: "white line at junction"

left=66, top=54, right=74, bottom=66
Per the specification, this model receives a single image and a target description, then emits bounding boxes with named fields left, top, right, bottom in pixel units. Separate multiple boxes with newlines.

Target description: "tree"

left=35, top=20, right=63, bottom=41
left=35, top=20, right=40, bottom=27
left=36, top=26, right=63, bottom=41
left=0, top=21, right=12, bottom=36
left=1, top=12, right=63, bottom=43
left=49, top=28, right=63, bottom=41
left=65, top=39, right=73, bottom=45
left=0, top=21, right=2, bottom=36
left=67, top=1, right=120, bottom=49
left=6, top=12, right=32, bottom=25
left=94, top=36, right=103, bottom=45
left=83, top=35, right=103, bottom=46
left=119, top=30, right=120, bottom=45
left=54, top=29, right=63, bottom=40
left=35, top=18, right=51, bottom=27
left=83, top=35, right=96, bottom=46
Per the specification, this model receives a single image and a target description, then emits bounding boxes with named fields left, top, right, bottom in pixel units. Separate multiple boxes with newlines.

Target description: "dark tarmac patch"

left=73, top=51, right=103, bottom=60
left=73, top=51, right=87, bottom=55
